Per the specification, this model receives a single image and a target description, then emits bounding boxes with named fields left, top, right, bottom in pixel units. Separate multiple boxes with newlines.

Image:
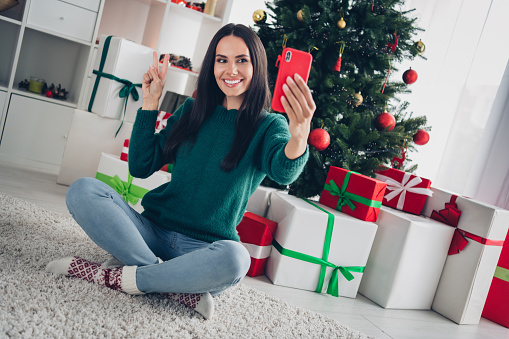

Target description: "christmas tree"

left=254, top=0, right=429, bottom=198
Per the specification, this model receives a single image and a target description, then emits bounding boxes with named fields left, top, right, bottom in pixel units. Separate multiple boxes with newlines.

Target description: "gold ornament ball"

left=337, top=18, right=346, bottom=29
left=414, top=39, right=426, bottom=54
left=253, top=9, right=266, bottom=24
left=297, top=9, right=305, bottom=22
left=352, top=92, right=363, bottom=106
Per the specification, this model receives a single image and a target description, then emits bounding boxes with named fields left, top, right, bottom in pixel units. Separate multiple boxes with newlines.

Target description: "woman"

left=46, top=24, right=315, bottom=319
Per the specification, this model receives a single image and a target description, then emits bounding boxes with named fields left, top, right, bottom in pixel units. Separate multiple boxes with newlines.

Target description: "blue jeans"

left=65, top=177, right=250, bottom=296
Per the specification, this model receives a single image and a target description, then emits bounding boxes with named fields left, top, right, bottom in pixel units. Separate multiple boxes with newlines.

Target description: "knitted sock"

left=164, top=292, right=214, bottom=320
left=45, top=256, right=144, bottom=295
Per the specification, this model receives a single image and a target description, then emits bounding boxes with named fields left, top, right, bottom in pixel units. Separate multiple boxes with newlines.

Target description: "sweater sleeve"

left=128, top=98, right=193, bottom=179
left=260, top=114, right=309, bottom=185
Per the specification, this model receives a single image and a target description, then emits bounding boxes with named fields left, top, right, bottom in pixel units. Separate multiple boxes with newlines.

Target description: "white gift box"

left=95, top=153, right=171, bottom=213
left=87, top=35, right=155, bottom=122
left=358, top=206, right=455, bottom=309
left=246, top=186, right=281, bottom=218
left=57, top=109, right=133, bottom=186
left=422, top=187, right=509, bottom=324
left=265, top=192, right=378, bottom=298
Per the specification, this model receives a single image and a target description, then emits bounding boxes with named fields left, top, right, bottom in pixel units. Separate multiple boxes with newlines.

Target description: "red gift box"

left=482, top=229, right=509, bottom=327
left=236, top=212, right=278, bottom=277
left=120, top=139, right=129, bottom=162
left=319, top=166, right=387, bottom=222
left=155, top=111, right=172, bottom=133
left=375, top=167, right=433, bottom=215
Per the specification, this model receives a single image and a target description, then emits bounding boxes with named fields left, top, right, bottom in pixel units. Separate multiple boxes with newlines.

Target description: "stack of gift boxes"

left=239, top=165, right=509, bottom=326
left=94, top=110, right=173, bottom=213
left=76, top=35, right=509, bottom=327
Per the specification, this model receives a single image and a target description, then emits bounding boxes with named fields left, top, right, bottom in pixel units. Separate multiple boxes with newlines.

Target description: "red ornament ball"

left=403, top=68, right=418, bottom=84
left=413, top=129, right=430, bottom=145
left=45, top=90, right=53, bottom=98
left=308, top=128, right=330, bottom=151
left=374, top=112, right=396, bottom=131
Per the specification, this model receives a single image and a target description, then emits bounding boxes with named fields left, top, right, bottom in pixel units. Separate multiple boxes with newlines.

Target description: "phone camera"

left=285, top=51, right=292, bottom=62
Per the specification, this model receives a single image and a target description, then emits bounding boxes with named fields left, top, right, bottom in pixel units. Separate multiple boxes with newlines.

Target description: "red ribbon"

left=430, top=195, right=504, bottom=255
left=430, top=195, right=465, bottom=255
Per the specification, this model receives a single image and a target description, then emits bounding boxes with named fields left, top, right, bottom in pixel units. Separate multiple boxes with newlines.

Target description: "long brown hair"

left=163, top=23, right=271, bottom=172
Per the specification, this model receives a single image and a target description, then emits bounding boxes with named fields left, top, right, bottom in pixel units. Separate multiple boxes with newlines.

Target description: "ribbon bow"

left=88, top=36, right=142, bottom=137
left=92, top=70, right=142, bottom=136
left=324, top=179, right=356, bottom=211
left=430, top=195, right=467, bottom=255
left=323, top=171, right=382, bottom=212
left=272, top=240, right=364, bottom=297
left=110, top=173, right=140, bottom=205
left=376, top=172, right=433, bottom=210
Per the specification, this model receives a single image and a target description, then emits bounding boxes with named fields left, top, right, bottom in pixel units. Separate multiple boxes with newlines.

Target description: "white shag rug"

left=0, top=193, right=374, bottom=338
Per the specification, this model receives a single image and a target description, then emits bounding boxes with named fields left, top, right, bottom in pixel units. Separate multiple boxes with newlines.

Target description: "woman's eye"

left=216, top=59, right=227, bottom=63
left=238, top=58, right=248, bottom=63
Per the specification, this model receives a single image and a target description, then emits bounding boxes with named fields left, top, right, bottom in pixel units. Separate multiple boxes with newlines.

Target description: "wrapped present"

left=265, top=192, right=377, bottom=298
left=246, top=186, right=280, bottom=218
left=319, top=166, right=387, bottom=222
left=155, top=111, right=172, bottom=133
left=57, top=109, right=133, bottom=186
left=236, top=212, right=278, bottom=277
left=120, top=138, right=171, bottom=172
left=375, top=167, right=433, bottom=215
left=87, top=35, right=154, bottom=124
left=422, top=187, right=509, bottom=324
left=358, top=206, right=455, bottom=309
left=120, top=139, right=129, bottom=162
left=95, top=153, right=171, bottom=213
left=482, top=227, right=509, bottom=328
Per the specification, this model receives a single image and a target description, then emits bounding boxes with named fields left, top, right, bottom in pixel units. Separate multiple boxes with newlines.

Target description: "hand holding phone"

left=271, top=48, right=313, bottom=113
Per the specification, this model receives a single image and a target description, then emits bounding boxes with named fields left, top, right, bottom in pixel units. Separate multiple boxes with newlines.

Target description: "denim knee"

left=214, top=240, right=251, bottom=281
left=66, top=177, right=104, bottom=212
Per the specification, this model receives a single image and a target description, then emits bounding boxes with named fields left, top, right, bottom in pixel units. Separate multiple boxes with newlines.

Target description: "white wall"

left=228, top=0, right=268, bottom=26
left=97, top=0, right=151, bottom=44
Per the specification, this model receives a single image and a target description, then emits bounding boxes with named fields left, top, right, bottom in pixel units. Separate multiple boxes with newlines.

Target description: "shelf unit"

left=83, top=0, right=233, bottom=101
left=1, top=0, right=233, bottom=174
left=0, top=0, right=104, bottom=173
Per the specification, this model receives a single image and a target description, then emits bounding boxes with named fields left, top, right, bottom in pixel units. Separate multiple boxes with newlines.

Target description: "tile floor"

left=0, top=161, right=507, bottom=339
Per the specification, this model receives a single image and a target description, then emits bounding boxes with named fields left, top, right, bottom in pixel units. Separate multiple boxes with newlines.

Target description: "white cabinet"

left=91, top=0, right=233, bottom=99
left=27, top=0, right=99, bottom=42
left=0, top=94, right=74, bottom=169
left=0, top=91, right=6, bottom=111
left=0, top=0, right=104, bottom=173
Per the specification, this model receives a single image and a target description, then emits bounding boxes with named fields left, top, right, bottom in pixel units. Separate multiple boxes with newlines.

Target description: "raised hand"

left=281, top=73, right=316, bottom=159
left=142, top=51, right=170, bottom=110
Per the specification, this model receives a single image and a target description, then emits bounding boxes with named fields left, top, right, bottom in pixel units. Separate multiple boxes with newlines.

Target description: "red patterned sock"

left=165, top=292, right=214, bottom=320
left=45, top=256, right=144, bottom=295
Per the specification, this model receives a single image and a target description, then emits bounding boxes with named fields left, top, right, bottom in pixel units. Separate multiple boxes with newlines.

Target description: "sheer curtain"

left=394, top=0, right=509, bottom=205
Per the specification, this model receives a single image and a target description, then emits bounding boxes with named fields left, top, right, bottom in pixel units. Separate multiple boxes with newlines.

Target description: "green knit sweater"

left=129, top=98, right=308, bottom=243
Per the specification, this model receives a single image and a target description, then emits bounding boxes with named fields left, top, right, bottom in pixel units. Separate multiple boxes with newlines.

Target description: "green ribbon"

left=95, top=172, right=149, bottom=205
left=494, top=266, right=509, bottom=283
left=324, top=172, right=382, bottom=212
left=88, top=35, right=142, bottom=137
left=272, top=198, right=365, bottom=297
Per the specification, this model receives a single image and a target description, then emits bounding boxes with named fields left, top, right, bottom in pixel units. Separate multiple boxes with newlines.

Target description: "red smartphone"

left=271, top=47, right=313, bottom=113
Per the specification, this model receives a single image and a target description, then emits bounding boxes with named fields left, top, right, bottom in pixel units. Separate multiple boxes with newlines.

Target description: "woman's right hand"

left=142, top=51, right=170, bottom=110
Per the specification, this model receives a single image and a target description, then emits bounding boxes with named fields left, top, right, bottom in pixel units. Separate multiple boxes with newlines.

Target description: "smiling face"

left=214, top=35, right=253, bottom=110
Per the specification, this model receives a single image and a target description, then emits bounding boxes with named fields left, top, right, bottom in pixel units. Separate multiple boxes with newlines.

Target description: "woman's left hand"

left=281, top=73, right=316, bottom=159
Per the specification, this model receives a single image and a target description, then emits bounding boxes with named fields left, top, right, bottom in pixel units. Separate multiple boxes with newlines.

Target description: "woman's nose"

left=228, top=63, right=238, bottom=76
